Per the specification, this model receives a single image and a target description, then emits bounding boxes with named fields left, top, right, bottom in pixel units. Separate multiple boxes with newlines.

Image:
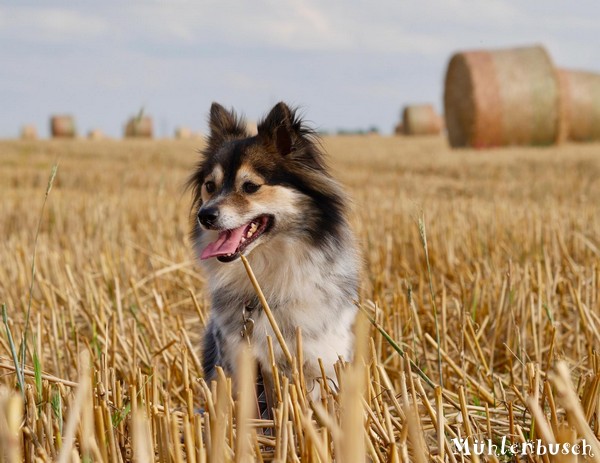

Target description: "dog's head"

left=188, top=102, right=347, bottom=263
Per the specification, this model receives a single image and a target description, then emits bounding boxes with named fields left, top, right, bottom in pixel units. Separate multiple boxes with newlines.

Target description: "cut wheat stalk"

left=240, top=255, right=293, bottom=366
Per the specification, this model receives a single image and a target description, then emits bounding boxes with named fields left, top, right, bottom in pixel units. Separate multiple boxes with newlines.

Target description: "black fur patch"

left=269, top=169, right=346, bottom=249
left=202, top=318, right=223, bottom=381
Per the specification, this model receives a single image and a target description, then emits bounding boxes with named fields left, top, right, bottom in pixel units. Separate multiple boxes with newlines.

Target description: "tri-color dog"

left=189, top=102, right=359, bottom=396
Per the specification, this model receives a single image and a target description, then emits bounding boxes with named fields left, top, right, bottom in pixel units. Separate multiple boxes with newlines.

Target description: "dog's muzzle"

left=197, top=207, right=219, bottom=229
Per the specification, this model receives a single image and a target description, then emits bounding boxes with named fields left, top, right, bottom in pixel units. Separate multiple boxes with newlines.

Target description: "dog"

left=189, top=102, right=359, bottom=397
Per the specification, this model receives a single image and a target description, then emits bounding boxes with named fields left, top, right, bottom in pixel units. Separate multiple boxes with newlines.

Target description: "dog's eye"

left=243, top=182, right=261, bottom=194
left=205, top=181, right=216, bottom=193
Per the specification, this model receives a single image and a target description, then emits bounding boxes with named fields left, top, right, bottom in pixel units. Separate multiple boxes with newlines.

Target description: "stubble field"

left=1, top=136, right=599, bottom=462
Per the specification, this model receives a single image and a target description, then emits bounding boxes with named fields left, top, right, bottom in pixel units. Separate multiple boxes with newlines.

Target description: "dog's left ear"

left=258, top=102, right=296, bottom=156
left=207, top=102, right=247, bottom=150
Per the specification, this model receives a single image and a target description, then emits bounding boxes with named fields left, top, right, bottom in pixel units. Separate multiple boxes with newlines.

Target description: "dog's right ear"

left=207, top=103, right=247, bottom=149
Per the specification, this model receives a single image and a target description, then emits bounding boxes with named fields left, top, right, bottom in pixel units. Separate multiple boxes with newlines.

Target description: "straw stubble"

left=0, top=137, right=599, bottom=461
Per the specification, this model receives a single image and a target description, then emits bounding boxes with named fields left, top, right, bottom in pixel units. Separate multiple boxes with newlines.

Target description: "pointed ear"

left=258, top=102, right=295, bottom=156
left=207, top=102, right=247, bottom=147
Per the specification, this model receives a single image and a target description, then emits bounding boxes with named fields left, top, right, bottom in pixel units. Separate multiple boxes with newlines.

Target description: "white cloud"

left=432, top=0, right=519, bottom=23
left=107, top=1, right=453, bottom=54
left=118, top=1, right=348, bottom=51
left=0, top=6, right=108, bottom=42
left=165, top=0, right=515, bottom=54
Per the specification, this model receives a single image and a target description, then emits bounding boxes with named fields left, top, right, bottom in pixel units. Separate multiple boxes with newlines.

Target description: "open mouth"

left=200, top=215, right=274, bottom=262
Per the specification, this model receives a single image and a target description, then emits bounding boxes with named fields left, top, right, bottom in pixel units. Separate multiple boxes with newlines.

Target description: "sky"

left=1, top=1, right=599, bottom=137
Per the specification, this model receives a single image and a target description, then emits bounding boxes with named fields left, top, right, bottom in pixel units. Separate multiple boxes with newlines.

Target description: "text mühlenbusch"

left=452, top=437, right=593, bottom=457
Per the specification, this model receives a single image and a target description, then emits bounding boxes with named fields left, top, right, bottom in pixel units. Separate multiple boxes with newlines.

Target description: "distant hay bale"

left=444, top=45, right=560, bottom=148
left=394, top=122, right=403, bottom=135
left=50, top=115, right=77, bottom=138
left=175, top=127, right=192, bottom=139
left=246, top=120, right=258, bottom=136
left=20, top=125, right=37, bottom=140
left=88, top=129, right=105, bottom=140
left=401, top=104, right=442, bottom=136
left=558, top=69, right=600, bottom=142
left=124, top=116, right=153, bottom=138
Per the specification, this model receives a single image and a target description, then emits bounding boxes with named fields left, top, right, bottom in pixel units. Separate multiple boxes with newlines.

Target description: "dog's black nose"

left=198, top=207, right=219, bottom=228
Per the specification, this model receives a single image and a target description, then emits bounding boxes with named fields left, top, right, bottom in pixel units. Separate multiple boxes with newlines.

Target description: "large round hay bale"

left=124, top=116, right=153, bottom=138
left=20, top=124, right=37, bottom=140
left=50, top=115, right=76, bottom=138
left=558, top=69, right=600, bottom=142
left=402, top=104, right=442, bottom=135
left=444, top=45, right=560, bottom=148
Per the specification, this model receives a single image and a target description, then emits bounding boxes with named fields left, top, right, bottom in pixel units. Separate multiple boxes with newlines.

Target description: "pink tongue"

left=200, top=224, right=247, bottom=260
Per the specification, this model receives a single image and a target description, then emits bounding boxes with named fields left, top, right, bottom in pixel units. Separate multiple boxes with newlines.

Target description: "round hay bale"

left=124, top=116, right=153, bottom=138
left=20, top=124, right=37, bottom=140
left=394, top=122, right=404, bottom=135
left=246, top=120, right=258, bottom=136
left=175, top=127, right=192, bottom=139
left=558, top=69, right=600, bottom=142
left=444, top=45, right=560, bottom=148
left=88, top=129, right=105, bottom=140
left=402, top=104, right=442, bottom=136
left=50, top=115, right=76, bottom=138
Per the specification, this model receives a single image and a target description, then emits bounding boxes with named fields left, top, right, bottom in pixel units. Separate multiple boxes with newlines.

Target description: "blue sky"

left=1, top=1, right=599, bottom=137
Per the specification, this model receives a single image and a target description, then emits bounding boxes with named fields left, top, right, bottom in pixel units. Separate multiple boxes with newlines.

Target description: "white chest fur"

left=205, top=234, right=358, bottom=381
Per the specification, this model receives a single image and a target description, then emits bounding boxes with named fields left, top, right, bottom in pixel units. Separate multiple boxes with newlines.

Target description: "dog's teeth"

left=244, top=221, right=260, bottom=239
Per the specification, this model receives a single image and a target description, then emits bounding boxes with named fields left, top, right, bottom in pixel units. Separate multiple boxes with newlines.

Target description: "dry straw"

left=1, top=137, right=600, bottom=462
left=444, top=45, right=561, bottom=148
left=402, top=104, right=442, bottom=136
left=558, top=69, right=600, bottom=142
left=50, top=115, right=76, bottom=138
left=0, top=387, right=23, bottom=463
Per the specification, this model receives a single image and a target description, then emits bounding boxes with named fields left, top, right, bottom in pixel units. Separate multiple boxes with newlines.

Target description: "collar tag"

left=241, top=302, right=256, bottom=342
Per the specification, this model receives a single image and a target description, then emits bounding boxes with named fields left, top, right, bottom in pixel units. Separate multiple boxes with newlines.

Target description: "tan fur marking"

left=253, top=185, right=297, bottom=210
left=201, top=165, right=224, bottom=202
left=235, top=163, right=266, bottom=191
